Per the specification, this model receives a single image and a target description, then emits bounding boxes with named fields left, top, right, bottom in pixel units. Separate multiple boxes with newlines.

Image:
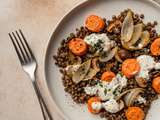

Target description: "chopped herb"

left=118, top=72, right=123, bottom=76
left=99, top=83, right=103, bottom=87
left=104, top=88, right=108, bottom=95
left=94, top=39, right=104, bottom=51
left=101, top=51, right=108, bottom=57
left=108, top=89, right=111, bottom=92
left=113, top=91, right=117, bottom=96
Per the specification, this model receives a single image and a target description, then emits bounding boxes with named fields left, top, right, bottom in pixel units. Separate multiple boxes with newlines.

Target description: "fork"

left=9, top=29, right=52, bottom=120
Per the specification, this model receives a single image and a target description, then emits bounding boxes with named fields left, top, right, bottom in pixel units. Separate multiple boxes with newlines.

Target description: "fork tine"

left=9, top=33, right=25, bottom=64
left=12, top=32, right=27, bottom=63
left=15, top=30, right=31, bottom=62
left=19, top=29, right=35, bottom=60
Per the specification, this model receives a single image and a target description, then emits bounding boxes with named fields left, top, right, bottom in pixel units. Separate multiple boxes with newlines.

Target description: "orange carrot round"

left=87, top=97, right=101, bottom=114
left=68, top=38, right=87, bottom=56
left=125, top=107, right=145, bottom=120
left=85, top=15, right=105, bottom=32
left=152, top=76, right=160, bottom=93
left=101, top=71, right=116, bottom=82
left=150, top=38, right=160, bottom=56
left=122, top=59, right=140, bottom=78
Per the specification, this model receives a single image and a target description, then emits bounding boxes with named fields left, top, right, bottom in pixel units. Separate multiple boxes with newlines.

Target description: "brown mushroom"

left=69, top=52, right=82, bottom=64
left=124, top=88, right=144, bottom=106
left=135, top=77, right=147, bottom=88
left=115, top=52, right=123, bottom=63
left=92, top=58, right=100, bottom=72
left=99, top=47, right=118, bottom=62
left=118, top=49, right=131, bottom=60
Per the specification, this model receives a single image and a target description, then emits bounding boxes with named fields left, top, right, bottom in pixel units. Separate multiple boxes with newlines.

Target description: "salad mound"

left=54, top=9, right=160, bottom=120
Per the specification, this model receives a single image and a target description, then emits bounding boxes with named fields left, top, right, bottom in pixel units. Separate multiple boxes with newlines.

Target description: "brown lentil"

left=140, top=14, right=144, bottom=19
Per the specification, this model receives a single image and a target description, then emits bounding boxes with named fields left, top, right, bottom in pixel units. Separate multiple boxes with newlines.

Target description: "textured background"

left=0, top=0, right=83, bottom=120
left=1, top=0, right=160, bottom=120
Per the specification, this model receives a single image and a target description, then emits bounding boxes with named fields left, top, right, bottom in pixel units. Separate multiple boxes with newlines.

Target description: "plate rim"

left=42, top=0, right=160, bottom=120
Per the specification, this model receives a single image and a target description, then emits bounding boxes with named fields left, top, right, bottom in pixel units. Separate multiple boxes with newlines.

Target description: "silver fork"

left=9, top=29, right=52, bottom=120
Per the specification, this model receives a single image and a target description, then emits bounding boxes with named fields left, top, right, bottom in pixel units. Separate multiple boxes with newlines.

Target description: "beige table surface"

left=2, top=0, right=160, bottom=120
left=0, top=0, right=85, bottom=120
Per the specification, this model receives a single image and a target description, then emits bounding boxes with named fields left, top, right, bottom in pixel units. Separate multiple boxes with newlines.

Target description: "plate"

left=44, top=0, right=160, bottom=120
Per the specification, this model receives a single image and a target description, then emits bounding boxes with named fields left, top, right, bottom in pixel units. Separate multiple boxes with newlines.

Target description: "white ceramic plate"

left=44, top=0, right=160, bottom=119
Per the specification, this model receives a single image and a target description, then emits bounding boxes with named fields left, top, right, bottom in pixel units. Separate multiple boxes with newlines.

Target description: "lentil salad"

left=53, top=9, right=160, bottom=120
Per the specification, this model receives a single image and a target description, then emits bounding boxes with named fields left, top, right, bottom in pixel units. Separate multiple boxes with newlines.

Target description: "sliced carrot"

left=87, top=97, right=101, bottom=114
left=152, top=76, right=160, bottom=93
left=122, top=59, right=140, bottom=78
left=125, top=107, right=145, bottom=120
left=101, top=71, right=116, bottom=82
left=85, top=15, right=105, bottom=32
left=68, top=38, right=87, bottom=56
left=150, top=38, right=160, bottom=56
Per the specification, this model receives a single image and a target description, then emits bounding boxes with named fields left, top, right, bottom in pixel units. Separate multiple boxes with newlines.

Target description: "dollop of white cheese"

left=137, top=55, right=155, bottom=70
left=84, top=33, right=115, bottom=52
left=98, top=84, right=114, bottom=101
left=102, top=99, right=120, bottom=113
left=84, top=86, right=98, bottom=96
left=91, top=102, right=102, bottom=111
left=90, top=99, right=123, bottom=113
left=110, top=74, right=128, bottom=90
left=136, top=55, right=160, bottom=80
left=85, top=74, right=127, bottom=113
left=136, top=95, right=146, bottom=104
left=84, top=74, right=127, bottom=101
left=155, top=63, right=160, bottom=70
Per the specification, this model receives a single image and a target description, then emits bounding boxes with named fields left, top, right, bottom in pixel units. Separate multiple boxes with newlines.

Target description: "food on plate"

left=136, top=55, right=160, bottom=80
left=87, top=97, right=102, bottom=114
left=122, top=59, right=140, bottom=78
left=85, top=15, right=105, bottom=32
left=152, top=76, right=160, bottom=93
left=117, top=49, right=131, bottom=61
left=121, top=10, right=134, bottom=43
left=54, top=9, right=159, bottom=120
left=84, top=73, right=128, bottom=101
left=125, top=107, right=145, bottom=120
left=126, top=23, right=143, bottom=46
left=135, top=77, right=147, bottom=88
left=68, top=38, right=87, bottom=56
left=107, top=19, right=121, bottom=33
left=101, top=71, right=116, bottom=82
left=124, top=88, right=144, bottom=107
left=84, top=33, right=115, bottom=54
left=121, top=10, right=150, bottom=51
left=150, top=38, right=160, bottom=56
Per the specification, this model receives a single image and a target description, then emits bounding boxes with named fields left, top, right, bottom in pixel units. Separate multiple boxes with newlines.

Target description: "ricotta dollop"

left=136, top=55, right=160, bottom=80
left=84, top=74, right=127, bottom=101
left=102, top=99, right=122, bottom=113
left=90, top=99, right=123, bottom=113
left=84, top=33, right=115, bottom=53
left=136, top=95, right=146, bottom=104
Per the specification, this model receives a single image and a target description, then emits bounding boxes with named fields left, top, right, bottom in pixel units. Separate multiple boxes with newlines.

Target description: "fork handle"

left=32, top=81, right=52, bottom=120
left=39, top=94, right=51, bottom=120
